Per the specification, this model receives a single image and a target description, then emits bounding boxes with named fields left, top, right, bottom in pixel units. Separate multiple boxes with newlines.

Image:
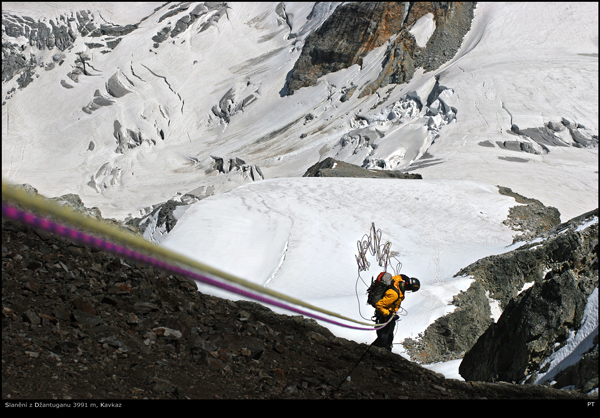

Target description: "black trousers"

left=373, top=312, right=396, bottom=350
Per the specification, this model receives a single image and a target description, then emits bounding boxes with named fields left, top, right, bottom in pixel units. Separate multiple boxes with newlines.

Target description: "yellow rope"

left=2, top=180, right=376, bottom=327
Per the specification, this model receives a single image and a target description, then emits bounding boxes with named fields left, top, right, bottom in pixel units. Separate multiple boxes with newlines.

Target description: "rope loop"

left=356, top=222, right=402, bottom=276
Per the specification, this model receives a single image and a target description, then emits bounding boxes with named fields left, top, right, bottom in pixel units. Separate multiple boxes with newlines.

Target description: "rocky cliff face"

left=459, top=266, right=597, bottom=392
left=283, top=2, right=476, bottom=96
left=458, top=209, right=598, bottom=392
left=404, top=207, right=598, bottom=394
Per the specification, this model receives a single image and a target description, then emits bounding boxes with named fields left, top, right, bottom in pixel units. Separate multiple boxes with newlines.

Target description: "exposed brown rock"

left=284, top=2, right=476, bottom=97
left=285, top=3, right=410, bottom=94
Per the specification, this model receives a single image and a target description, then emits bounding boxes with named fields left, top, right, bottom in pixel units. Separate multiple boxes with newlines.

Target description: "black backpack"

left=366, top=272, right=404, bottom=307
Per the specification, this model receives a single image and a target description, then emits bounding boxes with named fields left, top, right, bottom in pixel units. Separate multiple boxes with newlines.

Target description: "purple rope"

left=2, top=203, right=383, bottom=331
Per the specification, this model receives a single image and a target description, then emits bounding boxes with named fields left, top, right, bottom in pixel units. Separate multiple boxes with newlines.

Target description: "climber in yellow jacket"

left=375, top=275, right=405, bottom=316
left=373, top=274, right=420, bottom=351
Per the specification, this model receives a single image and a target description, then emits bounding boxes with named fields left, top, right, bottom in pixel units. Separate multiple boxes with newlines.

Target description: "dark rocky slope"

left=1, top=214, right=592, bottom=401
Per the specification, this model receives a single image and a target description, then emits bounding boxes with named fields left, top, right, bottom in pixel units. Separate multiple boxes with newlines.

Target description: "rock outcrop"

left=126, top=194, right=201, bottom=243
left=459, top=268, right=597, bottom=391
left=498, top=186, right=562, bottom=243
left=284, top=2, right=409, bottom=94
left=303, top=157, right=422, bottom=179
left=6, top=184, right=137, bottom=236
left=458, top=209, right=598, bottom=392
left=403, top=207, right=598, bottom=394
left=283, top=2, right=476, bottom=96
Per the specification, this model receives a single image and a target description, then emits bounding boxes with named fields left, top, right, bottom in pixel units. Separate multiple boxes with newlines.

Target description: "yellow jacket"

left=375, top=275, right=405, bottom=317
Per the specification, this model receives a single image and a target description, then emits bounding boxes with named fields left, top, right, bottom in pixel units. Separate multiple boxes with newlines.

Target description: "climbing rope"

left=2, top=180, right=388, bottom=330
left=355, top=222, right=402, bottom=276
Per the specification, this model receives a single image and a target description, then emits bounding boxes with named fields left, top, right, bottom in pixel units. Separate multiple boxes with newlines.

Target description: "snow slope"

left=413, top=2, right=599, bottom=222
left=2, top=3, right=597, bottom=221
left=161, top=176, right=598, bottom=384
left=161, top=178, right=520, bottom=345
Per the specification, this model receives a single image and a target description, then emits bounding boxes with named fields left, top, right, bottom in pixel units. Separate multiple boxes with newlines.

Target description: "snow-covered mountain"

left=2, top=2, right=598, bottom=391
left=3, top=2, right=597, bottom=222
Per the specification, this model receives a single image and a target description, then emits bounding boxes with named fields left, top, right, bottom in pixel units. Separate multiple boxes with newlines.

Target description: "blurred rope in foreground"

left=2, top=180, right=389, bottom=330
